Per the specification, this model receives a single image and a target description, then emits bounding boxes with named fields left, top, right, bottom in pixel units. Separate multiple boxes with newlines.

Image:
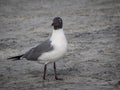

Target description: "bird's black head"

left=51, top=17, right=63, bottom=30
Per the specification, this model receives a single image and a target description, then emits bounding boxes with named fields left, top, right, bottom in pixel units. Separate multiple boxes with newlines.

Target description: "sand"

left=0, top=0, right=120, bottom=90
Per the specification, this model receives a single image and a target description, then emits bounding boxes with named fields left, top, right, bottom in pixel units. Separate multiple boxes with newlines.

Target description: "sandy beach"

left=0, top=0, right=120, bottom=90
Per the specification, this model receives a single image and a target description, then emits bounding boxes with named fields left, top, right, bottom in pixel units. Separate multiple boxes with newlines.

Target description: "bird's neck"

left=50, top=29, right=66, bottom=41
left=52, top=28, right=64, bottom=35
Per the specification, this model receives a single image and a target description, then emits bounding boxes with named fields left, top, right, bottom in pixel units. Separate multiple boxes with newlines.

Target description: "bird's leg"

left=53, top=62, right=63, bottom=80
left=43, top=64, right=47, bottom=80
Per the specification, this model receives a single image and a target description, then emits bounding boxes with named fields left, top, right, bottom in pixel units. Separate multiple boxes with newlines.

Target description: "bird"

left=8, top=17, right=68, bottom=80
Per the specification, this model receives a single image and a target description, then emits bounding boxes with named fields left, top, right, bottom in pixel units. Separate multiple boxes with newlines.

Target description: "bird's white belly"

left=38, top=46, right=67, bottom=64
left=38, top=29, right=67, bottom=64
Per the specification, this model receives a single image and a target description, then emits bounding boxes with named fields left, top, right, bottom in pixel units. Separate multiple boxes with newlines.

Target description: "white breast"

left=38, top=29, right=67, bottom=64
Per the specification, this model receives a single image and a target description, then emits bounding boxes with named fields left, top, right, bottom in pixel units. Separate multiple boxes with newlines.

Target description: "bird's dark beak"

left=51, top=22, right=54, bottom=26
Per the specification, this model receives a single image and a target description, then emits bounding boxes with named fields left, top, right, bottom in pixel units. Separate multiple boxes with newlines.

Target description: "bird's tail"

left=7, top=54, right=23, bottom=60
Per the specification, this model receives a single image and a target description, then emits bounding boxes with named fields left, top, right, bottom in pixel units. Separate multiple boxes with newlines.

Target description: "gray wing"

left=23, top=39, right=53, bottom=60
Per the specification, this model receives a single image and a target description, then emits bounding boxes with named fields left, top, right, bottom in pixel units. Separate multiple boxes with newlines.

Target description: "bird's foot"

left=55, top=77, right=63, bottom=80
left=43, top=76, right=46, bottom=80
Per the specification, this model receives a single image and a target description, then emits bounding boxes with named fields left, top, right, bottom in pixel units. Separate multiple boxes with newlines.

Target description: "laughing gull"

left=8, top=17, right=68, bottom=80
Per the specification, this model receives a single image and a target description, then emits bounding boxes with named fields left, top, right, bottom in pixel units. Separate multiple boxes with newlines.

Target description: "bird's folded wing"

left=23, top=39, right=54, bottom=60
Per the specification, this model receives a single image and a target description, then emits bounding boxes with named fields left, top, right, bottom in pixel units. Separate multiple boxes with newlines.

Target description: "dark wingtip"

left=7, top=55, right=23, bottom=60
